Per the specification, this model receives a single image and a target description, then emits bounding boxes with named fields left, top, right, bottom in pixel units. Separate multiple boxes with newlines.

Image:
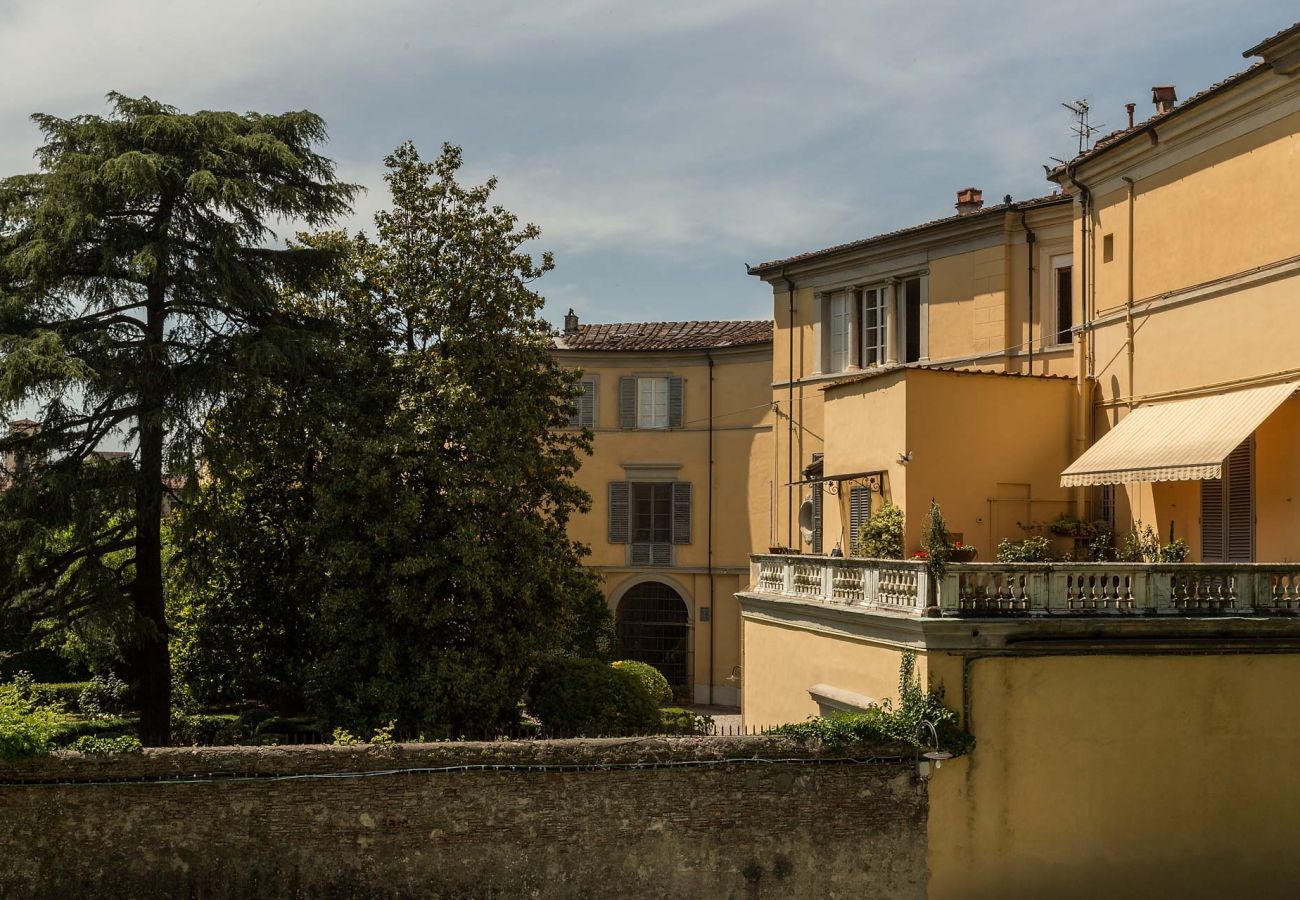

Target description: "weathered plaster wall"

left=741, top=612, right=924, bottom=727
left=0, top=736, right=926, bottom=900
left=927, top=652, right=1300, bottom=900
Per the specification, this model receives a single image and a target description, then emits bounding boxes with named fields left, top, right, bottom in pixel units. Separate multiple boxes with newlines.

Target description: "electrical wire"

left=1, top=752, right=911, bottom=789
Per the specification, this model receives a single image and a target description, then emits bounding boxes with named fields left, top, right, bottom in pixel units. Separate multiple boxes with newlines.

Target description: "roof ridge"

left=748, top=193, right=1069, bottom=275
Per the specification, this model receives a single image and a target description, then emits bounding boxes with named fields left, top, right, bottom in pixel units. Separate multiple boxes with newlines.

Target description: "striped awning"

left=1061, top=381, right=1299, bottom=487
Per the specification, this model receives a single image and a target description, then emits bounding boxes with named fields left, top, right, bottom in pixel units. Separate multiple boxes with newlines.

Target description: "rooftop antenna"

left=1062, top=99, right=1103, bottom=154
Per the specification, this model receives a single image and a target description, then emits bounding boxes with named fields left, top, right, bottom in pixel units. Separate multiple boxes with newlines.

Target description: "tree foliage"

left=172, top=142, right=608, bottom=737
left=853, top=503, right=905, bottom=559
left=0, top=93, right=356, bottom=743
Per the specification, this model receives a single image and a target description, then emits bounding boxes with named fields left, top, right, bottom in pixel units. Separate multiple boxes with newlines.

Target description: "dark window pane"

left=904, top=277, right=922, bottom=363
left=615, top=582, right=690, bottom=694
left=1056, top=266, right=1073, bottom=344
left=632, top=482, right=673, bottom=542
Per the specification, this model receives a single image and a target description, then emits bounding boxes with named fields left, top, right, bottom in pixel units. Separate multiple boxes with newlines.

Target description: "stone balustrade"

left=748, top=554, right=1300, bottom=617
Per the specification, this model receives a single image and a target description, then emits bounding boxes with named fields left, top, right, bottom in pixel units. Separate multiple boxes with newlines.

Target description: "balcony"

left=749, top=554, right=1300, bottom=617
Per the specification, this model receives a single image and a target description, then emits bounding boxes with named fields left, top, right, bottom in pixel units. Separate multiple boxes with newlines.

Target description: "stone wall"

left=0, top=735, right=926, bottom=899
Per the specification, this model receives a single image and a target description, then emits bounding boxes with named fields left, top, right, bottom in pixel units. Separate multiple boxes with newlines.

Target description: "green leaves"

left=0, top=94, right=357, bottom=744
left=173, top=142, right=602, bottom=738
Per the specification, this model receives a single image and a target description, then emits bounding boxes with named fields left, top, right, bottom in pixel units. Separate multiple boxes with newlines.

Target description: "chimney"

left=563, top=308, right=579, bottom=335
left=955, top=187, right=983, bottom=215
left=1151, top=85, right=1177, bottom=115
left=1125, top=102, right=1136, bottom=128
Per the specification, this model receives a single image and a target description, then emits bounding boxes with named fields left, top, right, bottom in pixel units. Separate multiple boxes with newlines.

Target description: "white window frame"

left=1046, top=254, right=1074, bottom=349
left=861, top=285, right=888, bottom=367
left=636, top=376, right=669, bottom=429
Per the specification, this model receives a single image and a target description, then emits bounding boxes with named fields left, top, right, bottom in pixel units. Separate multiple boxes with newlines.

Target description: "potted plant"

left=950, top=541, right=978, bottom=563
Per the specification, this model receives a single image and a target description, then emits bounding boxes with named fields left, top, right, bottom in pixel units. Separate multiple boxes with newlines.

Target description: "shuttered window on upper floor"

left=848, top=485, right=872, bottom=555
left=862, top=288, right=887, bottom=367
left=810, top=453, right=824, bottom=555
left=568, top=379, right=597, bottom=429
left=609, top=479, right=692, bottom=565
left=619, top=376, right=684, bottom=430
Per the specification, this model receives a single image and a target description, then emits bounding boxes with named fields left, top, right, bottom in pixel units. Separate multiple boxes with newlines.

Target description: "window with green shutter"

left=848, top=485, right=872, bottom=554
left=618, top=376, right=683, bottom=429
left=569, top=379, right=596, bottom=429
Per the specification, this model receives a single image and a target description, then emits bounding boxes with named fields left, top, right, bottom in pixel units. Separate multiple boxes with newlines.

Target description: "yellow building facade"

left=1050, top=24, right=1300, bottom=563
left=737, top=20, right=1300, bottom=898
left=552, top=315, right=772, bottom=706
left=750, top=190, right=1078, bottom=560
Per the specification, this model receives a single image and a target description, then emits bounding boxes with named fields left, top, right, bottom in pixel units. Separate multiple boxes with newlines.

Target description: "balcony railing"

left=749, top=554, right=1300, bottom=617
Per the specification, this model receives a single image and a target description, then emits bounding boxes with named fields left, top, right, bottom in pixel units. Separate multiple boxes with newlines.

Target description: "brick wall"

left=0, top=735, right=926, bottom=899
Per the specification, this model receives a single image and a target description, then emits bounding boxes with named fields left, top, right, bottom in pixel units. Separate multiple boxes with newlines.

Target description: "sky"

left=0, top=0, right=1294, bottom=330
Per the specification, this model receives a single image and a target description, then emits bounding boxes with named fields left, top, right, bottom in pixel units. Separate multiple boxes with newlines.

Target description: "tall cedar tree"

left=0, top=94, right=355, bottom=744
left=173, top=143, right=605, bottom=735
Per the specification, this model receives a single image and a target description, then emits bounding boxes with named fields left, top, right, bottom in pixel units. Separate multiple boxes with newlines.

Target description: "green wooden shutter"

left=619, top=377, right=637, bottom=429
left=608, top=481, right=630, bottom=543
left=578, top=380, right=596, bottom=428
left=1226, top=437, right=1254, bottom=562
left=848, top=486, right=871, bottom=554
left=667, top=376, right=684, bottom=428
left=811, top=453, right=825, bottom=555
left=569, top=380, right=596, bottom=429
left=671, top=481, right=692, bottom=545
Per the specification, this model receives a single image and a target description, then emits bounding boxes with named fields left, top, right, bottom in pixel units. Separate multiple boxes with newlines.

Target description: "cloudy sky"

left=1, top=0, right=1292, bottom=328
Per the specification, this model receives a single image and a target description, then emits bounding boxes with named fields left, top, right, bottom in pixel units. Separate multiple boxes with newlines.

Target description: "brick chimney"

left=955, top=187, right=983, bottom=215
left=563, top=308, right=579, bottom=335
left=1151, top=85, right=1177, bottom=115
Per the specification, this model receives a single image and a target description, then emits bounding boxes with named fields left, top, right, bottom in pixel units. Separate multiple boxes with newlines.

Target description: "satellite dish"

left=798, top=498, right=816, bottom=543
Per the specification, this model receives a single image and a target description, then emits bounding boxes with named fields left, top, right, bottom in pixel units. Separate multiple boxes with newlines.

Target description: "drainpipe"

left=1121, top=176, right=1137, bottom=409
left=783, top=270, right=797, bottom=549
left=706, top=348, right=715, bottom=705
left=1064, top=160, right=1094, bottom=518
left=1019, top=207, right=1036, bottom=375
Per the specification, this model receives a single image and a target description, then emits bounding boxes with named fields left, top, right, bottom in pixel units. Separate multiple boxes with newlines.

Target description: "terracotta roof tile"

left=554, top=319, right=773, bottom=352
left=1244, top=21, right=1300, bottom=58
left=820, top=362, right=1073, bottom=391
left=747, top=193, right=1069, bottom=276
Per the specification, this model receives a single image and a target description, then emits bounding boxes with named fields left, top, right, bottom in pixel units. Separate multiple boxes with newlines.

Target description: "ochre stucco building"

left=552, top=315, right=771, bottom=706
left=737, top=20, right=1300, bottom=899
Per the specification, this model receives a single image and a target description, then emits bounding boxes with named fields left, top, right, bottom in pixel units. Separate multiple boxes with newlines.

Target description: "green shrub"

left=1117, top=522, right=1189, bottom=563
left=659, top=706, right=715, bottom=735
left=996, top=535, right=1053, bottom=562
left=70, top=734, right=143, bottom=755
left=529, top=657, right=661, bottom=737
left=171, top=712, right=244, bottom=747
left=921, top=501, right=953, bottom=578
left=611, top=660, right=672, bottom=705
left=854, top=504, right=904, bottom=559
left=49, top=716, right=136, bottom=746
left=78, top=673, right=132, bottom=717
left=775, top=651, right=967, bottom=753
left=28, top=682, right=91, bottom=712
left=332, top=727, right=362, bottom=746
left=0, top=681, right=66, bottom=761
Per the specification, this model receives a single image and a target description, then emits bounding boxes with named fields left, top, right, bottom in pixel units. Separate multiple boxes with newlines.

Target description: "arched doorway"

left=615, top=581, right=691, bottom=698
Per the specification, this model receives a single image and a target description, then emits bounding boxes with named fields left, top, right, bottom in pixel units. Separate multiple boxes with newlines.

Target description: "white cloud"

left=1, top=0, right=1291, bottom=324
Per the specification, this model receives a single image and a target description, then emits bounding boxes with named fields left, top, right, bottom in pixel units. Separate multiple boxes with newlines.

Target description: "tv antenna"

left=1062, top=99, right=1103, bottom=154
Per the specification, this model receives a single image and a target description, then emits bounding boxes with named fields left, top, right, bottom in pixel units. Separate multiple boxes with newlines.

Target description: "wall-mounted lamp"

left=916, top=720, right=953, bottom=780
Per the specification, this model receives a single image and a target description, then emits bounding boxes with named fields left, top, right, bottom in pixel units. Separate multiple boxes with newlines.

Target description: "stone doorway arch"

left=614, top=580, right=691, bottom=698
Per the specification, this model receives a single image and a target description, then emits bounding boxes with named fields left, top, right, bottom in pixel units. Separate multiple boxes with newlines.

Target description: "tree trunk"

left=132, top=415, right=171, bottom=746
left=133, top=271, right=172, bottom=747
